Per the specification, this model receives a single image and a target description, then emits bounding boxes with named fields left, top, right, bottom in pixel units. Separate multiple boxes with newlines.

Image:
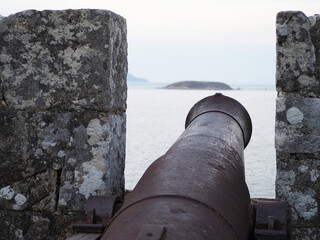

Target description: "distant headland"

left=127, top=73, right=149, bottom=83
left=163, top=81, right=233, bottom=90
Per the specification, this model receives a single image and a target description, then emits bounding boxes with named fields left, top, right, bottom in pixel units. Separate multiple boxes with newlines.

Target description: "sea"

left=125, top=83, right=277, bottom=199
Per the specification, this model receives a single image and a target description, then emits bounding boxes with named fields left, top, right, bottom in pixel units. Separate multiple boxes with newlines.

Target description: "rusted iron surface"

left=185, top=93, right=252, bottom=147
left=254, top=200, right=291, bottom=240
left=102, top=93, right=252, bottom=240
left=135, top=224, right=167, bottom=240
left=72, top=195, right=121, bottom=234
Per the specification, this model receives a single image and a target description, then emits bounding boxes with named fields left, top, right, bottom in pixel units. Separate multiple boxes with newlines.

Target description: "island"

left=163, top=81, right=233, bottom=90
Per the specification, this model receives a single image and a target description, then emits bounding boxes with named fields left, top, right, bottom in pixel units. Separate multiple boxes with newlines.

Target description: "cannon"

left=103, top=93, right=251, bottom=240
left=71, top=93, right=290, bottom=240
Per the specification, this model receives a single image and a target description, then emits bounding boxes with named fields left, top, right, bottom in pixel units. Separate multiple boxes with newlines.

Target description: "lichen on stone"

left=0, top=9, right=127, bottom=239
left=276, top=11, right=320, bottom=239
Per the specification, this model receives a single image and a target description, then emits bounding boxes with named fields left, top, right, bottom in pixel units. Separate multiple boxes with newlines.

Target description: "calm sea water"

left=125, top=87, right=277, bottom=199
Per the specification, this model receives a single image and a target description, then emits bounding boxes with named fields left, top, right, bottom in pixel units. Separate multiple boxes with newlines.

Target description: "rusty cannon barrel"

left=102, top=93, right=252, bottom=240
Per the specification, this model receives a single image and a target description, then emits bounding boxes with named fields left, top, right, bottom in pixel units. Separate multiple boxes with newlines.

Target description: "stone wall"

left=0, top=9, right=127, bottom=239
left=275, top=11, right=320, bottom=239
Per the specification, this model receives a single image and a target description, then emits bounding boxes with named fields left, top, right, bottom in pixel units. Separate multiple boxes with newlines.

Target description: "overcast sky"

left=1, top=1, right=319, bottom=85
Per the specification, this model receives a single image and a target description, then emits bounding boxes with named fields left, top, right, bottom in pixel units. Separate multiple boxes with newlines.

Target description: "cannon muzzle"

left=102, top=93, right=252, bottom=240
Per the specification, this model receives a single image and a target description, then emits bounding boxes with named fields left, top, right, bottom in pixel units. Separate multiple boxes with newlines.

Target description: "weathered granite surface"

left=0, top=9, right=127, bottom=239
left=276, top=11, right=318, bottom=96
left=275, top=95, right=320, bottom=153
left=0, top=10, right=127, bottom=111
left=276, top=11, right=320, bottom=239
left=0, top=210, right=84, bottom=240
left=291, top=228, right=320, bottom=240
left=276, top=156, right=319, bottom=224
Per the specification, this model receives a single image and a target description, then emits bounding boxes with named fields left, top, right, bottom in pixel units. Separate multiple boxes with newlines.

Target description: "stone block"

left=276, top=155, right=319, bottom=227
left=275, top=94, right=320, bottom=153
left=291, top=228, right=320, bottom=240
left=310, top=14, right=320, bottom=86
left=276, top=11, right=320, bottom=240
left=0, top=210, right=84, bottom=240
left=0, top=9, right=127, bottom=112
left=58, top=112, right=126, bottom=211
left=0, top=9, right=127, bottom=239
left=0, top=107, right=126, bottom=212
left=276, top=11, right=319, bottom=96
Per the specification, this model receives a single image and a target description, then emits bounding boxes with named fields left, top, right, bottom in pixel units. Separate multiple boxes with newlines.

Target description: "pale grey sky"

left=1, top=0, right=319, bottom=85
